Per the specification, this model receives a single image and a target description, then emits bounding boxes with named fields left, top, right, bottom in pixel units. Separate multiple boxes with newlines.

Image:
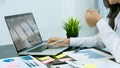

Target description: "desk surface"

left=33, top=47, right=116, bottom=68
left=0, top=47, right=117, bottom=68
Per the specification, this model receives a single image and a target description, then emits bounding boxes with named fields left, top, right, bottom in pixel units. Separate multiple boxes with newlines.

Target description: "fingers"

left=85, top=11, right=89, bottom=18
left=47, top=37, right=61, bottom=46
left=50, top=42, right=65, bottom=47
left=46, top=38, right=68, bottom=48
left=47, top=38, right=52, bottom=44
left=47, top=37, right=58, bottom=44
left=85, top=11, right=91, bottom=21
left=85, top=8, right=93, bottom=17
left=86, top=8, right=98, bottom=17
left=45, top=45, right=48, bottom=49
left=87, top=8, right=94, bottom=14
left=46, top=38, right=54, bottom=49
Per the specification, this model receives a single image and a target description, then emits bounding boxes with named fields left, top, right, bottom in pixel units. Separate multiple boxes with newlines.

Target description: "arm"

left=70, top=9, right=103, bottom=48
left=97, top=19, right=120, bottom=63
left=70, top=34, right=105, bottom=49
left=47, top=35, right=105, bottom=49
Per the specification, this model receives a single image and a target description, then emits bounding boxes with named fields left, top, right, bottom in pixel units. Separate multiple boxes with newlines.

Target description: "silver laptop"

left=5, top=13, right=69, bottom=56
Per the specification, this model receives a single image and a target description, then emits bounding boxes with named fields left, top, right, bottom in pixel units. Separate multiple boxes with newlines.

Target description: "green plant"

left=63, top=17, right=81, bottom=38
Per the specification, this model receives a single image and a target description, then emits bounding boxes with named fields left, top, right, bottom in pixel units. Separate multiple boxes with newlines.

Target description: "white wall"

left=0, top=0, right=98, bottom=45
left=75, top=0, right=99, bottom=37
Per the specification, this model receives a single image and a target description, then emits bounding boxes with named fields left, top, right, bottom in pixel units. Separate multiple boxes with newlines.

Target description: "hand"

left=46, top=37, right=70, bottom=48
left=85, top=8, right=102, bottom=27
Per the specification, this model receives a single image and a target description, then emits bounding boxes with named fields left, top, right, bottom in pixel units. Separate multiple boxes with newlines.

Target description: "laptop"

left=5, top=13, right=69, bottom=56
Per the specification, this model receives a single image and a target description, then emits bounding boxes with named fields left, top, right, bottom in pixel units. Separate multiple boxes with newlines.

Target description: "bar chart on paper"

left=63, top=48, right=113, bottom=60
left=75, top=50, right=105, bottom=59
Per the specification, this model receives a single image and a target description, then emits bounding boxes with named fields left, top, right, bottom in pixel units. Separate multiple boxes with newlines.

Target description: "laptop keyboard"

left=28, top=45, right=61, bottom=52
left=28, top=45, right=46, bottom=52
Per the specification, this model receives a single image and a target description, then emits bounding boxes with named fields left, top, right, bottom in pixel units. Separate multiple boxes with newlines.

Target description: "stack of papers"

left=63, top=48, right=113, bottom=61
left=51, top=59, right=120, bottom=68
left=51, top=48, right=120, bottom=68
left=0, top=55, right=47, bottom=68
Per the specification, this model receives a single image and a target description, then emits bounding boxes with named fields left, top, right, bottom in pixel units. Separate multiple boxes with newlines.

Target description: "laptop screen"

left=5, top=13, right=42, bottom=51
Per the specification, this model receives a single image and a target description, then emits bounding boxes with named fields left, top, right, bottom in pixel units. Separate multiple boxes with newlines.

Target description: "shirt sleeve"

left=70, top=34, right=105, bottom=49
left=97, top=19, right=120, bottom=63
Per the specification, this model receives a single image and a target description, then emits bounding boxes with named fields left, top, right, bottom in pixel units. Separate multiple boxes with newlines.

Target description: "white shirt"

left=70, top=12, right=120, bottom=63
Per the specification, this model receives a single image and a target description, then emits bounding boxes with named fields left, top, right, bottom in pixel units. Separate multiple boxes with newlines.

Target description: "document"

left=63, top=48, right=113, bottom=61
left=0, top=56, right=47, bottom=68
left=51, top=59, right=120, bottom=68
left=51, top=48, right=119, bottom=68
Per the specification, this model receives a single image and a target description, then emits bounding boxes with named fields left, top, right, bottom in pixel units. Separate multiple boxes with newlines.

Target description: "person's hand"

left=46, top=37, right=70, bottom=48
left=85, top=8, right=102, bottom=27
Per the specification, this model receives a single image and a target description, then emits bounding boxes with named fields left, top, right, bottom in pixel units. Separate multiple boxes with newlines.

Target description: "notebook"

left=5, top=13, right=69, bottom=56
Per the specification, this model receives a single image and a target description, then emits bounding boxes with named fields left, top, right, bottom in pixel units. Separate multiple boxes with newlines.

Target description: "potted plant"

left=63, top=17, right=81, bottom=38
